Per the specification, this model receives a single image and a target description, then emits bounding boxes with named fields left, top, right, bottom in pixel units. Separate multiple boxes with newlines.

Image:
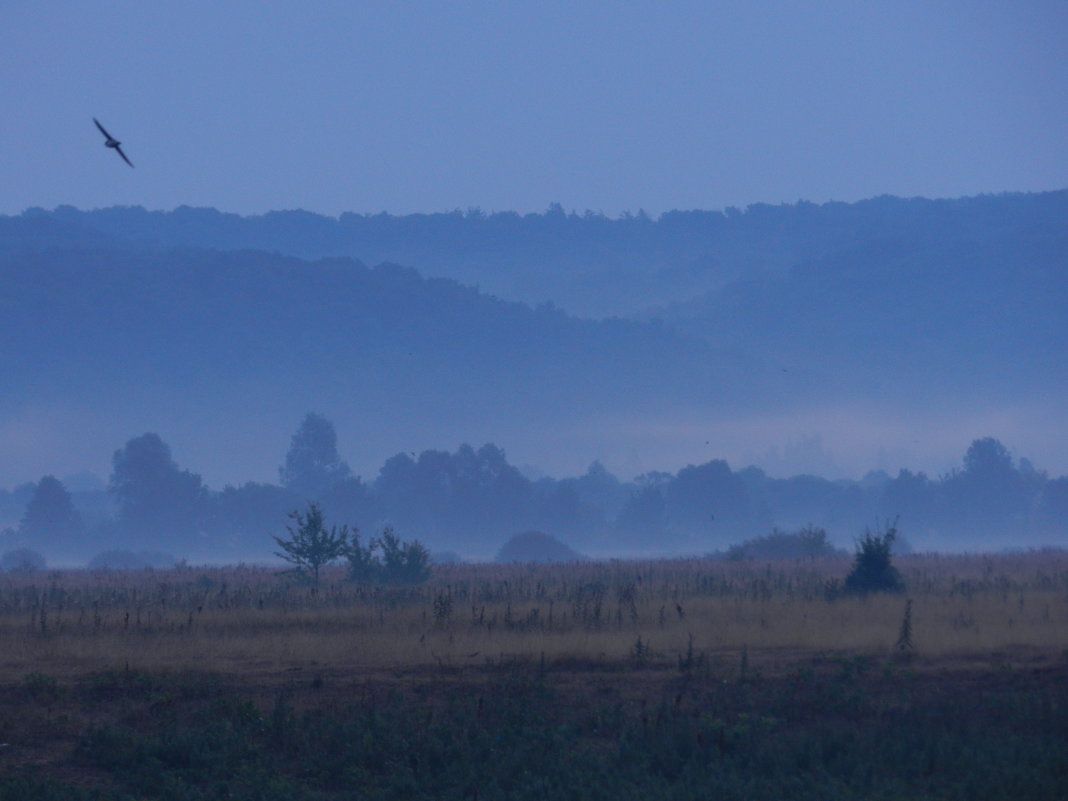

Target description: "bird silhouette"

left=93, top=118, right=133, bottom=167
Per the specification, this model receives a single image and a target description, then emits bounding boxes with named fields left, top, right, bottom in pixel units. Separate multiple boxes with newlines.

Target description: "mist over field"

left=6, top=7, right=1068, bottom=800
left=4, top=1, right=1067, bottom=569
left=2, top=194, right=1066, bottom=565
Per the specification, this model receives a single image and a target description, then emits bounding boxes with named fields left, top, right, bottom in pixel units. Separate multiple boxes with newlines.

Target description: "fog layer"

left=2, top=193, right=1066, bottom=560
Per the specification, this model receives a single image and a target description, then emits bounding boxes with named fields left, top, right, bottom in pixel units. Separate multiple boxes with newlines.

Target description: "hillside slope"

left=17, top=191, right=1066, bottom=318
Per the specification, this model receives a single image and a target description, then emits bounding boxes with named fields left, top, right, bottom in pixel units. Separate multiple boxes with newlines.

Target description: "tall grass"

left=2, top=551, right=1065, bottom=679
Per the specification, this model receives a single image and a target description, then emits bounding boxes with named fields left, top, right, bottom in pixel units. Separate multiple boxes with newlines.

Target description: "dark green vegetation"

left=3, top=661, right=1066, bottom=800
left=843, top=520, right=906, bottom=596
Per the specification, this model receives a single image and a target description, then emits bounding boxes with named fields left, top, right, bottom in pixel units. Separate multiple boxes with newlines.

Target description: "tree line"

left=2, top=413, right=1066, bottom=568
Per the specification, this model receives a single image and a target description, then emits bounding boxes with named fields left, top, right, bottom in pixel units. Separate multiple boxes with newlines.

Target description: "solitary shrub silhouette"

left=843, top=519, right=904, bottom=595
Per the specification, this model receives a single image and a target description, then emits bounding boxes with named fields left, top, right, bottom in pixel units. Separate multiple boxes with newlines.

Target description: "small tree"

left=273, top=503, right=349, bottom=590
left=377, top=527, right=431, bottom=584
left=843, top=518, right=905, bottom=595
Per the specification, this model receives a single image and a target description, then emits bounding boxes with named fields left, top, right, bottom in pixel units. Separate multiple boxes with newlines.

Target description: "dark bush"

left=345, top=526, right=431, bottom=584
left=377, top=527, right=432, bottom=584
left=843, top=520, right=905, bottom=595
left=726, top=525, right=843, bottom=560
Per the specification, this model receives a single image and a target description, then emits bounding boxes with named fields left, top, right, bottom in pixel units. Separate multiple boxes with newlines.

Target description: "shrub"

left=725, top=526, right=842, bottom=560
left=843, top=519, right=905, bottom=595
left=376, top=527, right=431, bottom=584
left=345, top=531, right=379, bottom=582
left=345, top=526, right=432, bottom=584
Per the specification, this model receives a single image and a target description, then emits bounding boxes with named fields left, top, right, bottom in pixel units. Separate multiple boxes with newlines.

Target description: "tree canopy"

left=280, top=413, right=352, bottom=499
left=19, top=475, right=83, bottom=551
left=109, top=433, right=207, bottom=541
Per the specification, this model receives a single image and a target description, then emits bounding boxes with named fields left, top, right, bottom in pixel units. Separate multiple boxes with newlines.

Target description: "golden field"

left=3, top=550, right=1066, bottom=683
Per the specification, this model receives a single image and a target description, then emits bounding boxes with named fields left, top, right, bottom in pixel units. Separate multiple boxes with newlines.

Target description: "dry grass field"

left=2, top=551, right=1067, bottom=799
left=3, top=550, right=1066, bottom=682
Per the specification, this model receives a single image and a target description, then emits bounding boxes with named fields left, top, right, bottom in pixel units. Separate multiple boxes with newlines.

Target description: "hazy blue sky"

left=3, top=1, right=1066, bottom=217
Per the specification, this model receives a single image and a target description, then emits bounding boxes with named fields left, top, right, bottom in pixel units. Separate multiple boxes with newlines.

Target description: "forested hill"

left=2, top=191, right=1066, bottom=504
left=12, top=191, right=1067, bottom=318
left=0, top=243, right=776, bottom=489
left=664, top=218, right=1068, bottom=402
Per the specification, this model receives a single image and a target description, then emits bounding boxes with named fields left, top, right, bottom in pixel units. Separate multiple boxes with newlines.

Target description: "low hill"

left=16, top=191, right=1067, bottom=318
left=0, top=244, right=765, bottom=488
left=3, top=191, right=1066, bottom=488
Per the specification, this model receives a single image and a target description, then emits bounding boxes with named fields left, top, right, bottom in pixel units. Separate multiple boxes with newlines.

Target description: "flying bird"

left=93, top=118, right=133, bottom=167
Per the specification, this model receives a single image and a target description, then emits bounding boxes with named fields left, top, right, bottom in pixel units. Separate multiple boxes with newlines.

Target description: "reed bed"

left=2, top=551, right=1066, bottom=679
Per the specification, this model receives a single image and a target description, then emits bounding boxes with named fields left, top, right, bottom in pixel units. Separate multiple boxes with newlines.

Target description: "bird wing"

left=93, top=118, right=112, bottom=139
left=114, top=144, right=134, bottom=167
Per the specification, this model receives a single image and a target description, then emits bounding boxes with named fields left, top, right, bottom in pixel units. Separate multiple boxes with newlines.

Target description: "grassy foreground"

left=1, top=552, right=1066, bottom=798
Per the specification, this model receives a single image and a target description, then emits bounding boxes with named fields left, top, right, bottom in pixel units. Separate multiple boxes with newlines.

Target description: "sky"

left=3, top=1, right=1067, bottom=218
left=2, top=1, right=1068, bottom=493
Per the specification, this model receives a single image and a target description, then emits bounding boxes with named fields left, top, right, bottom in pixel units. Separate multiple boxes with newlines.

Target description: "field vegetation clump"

left=724, top=526, right=842, bottom=560
left=274, top=503, right=431, bottom=588
left=842, top=519, right=905, bottom=596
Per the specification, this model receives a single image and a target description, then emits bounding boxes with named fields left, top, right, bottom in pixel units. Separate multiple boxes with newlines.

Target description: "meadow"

left=3, top=551, right=1067, bottom=680
left=2, top=551, right=1067, bottom=798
